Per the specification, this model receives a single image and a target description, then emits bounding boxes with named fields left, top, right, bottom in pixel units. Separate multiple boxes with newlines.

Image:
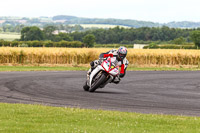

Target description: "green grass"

left=0, top=66, right=89, bottom=71
left=127, top=67, right=200, bottom=71
left=0, top=66, right=200, bottom=72
left=0, top=103, right=199, bottom=133
left=0, top=32, right=20, bottom=41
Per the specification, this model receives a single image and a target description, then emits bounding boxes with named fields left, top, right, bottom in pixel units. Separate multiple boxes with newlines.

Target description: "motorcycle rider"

left=87, top=46, right=129, bottom=84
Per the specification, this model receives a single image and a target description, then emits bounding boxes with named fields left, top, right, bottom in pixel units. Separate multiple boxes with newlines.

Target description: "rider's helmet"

left=117, top=46, right=127, bottom=60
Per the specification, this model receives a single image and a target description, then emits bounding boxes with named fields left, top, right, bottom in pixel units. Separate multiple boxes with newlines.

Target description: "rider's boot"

left=90, top=60, right=100, bottom=72
left=112, top=76, right=121, bottom=84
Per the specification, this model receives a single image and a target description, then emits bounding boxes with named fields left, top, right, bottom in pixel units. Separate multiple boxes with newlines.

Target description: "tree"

left=148, top=43, right=159, bottom=49
left=83, top=34, right=96, bottom=47
left=190, top=30, right=200, bottom=48
left=172, top=37, right=186, bottom=45
left=2, top=25, right=14, bottom=32
left=73, top=25, right=84, bottom=31
left=21, top=26, right=44, bottom=41
left=15, top=25, right=25, bottom=33
left=43, top=25, right=56, bottom=40
left=58, top=32, right=73, bottom=41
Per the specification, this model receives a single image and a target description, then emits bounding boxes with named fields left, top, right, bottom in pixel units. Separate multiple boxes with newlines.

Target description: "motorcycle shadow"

left=94, top=90, right=128, bottom=94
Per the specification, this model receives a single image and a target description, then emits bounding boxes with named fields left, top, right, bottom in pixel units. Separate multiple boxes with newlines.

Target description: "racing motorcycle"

left=83, top=57, right=120, bottom=92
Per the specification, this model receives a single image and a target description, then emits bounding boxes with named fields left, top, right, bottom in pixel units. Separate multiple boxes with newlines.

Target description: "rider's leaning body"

left=88, top=46, right=129, bottom=84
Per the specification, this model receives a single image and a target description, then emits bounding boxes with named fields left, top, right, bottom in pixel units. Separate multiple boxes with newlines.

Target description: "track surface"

left=1, top=71, right=200, bottom=116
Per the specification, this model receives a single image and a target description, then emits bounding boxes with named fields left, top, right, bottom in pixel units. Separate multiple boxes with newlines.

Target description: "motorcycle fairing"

left=89, top=65, right=104, bottom=87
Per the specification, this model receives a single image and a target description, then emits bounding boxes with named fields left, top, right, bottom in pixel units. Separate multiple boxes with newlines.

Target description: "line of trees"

left=0, top=25, right=25, bottom=33
left=69, top=26, right=196, bottom=44
left=20, top=26, right=96, bottom=47
left=16, top=25, right=200, bottom=48
left=20, top=25, right=196, bottom=42
left=68, top=26, right=200, bottom=47
left=0, top=24, right=85, bottom=33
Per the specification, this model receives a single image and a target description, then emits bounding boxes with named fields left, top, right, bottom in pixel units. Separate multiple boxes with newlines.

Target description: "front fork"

left=99, top=75, right=113, bottom=88
left=86, top=68, right=91, bottom=86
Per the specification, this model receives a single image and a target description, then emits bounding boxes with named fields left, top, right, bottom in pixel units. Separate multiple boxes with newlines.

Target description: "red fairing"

left=120, top=64, right=125, bottom=74
left=103, top=54, right=113, bottom=58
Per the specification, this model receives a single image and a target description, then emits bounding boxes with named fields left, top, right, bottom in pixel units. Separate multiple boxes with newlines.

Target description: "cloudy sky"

left=0, top=0, right=199, bottom=23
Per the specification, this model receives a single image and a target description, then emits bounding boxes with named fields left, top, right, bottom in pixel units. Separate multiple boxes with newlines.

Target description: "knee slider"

left=119, top=73, right=125, bottom=78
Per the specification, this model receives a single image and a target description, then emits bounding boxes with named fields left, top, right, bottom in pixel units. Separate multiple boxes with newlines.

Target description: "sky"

left=0, top=0, right=199, bottom=23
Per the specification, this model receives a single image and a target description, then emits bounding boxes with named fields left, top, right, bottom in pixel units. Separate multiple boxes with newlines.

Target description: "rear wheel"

left=89, top=72, right=107, bottom=92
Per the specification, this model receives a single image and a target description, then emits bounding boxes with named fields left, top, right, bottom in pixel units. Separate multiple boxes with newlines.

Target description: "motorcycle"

left=83, top=57, right=120, bottom=92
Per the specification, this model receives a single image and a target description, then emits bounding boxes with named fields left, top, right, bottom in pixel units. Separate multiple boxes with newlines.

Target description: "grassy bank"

left=0, top=66, right=200, bottom=72
left=0, top=33, right=20, bottom=41
left=0, top=103, right=199, bottom=133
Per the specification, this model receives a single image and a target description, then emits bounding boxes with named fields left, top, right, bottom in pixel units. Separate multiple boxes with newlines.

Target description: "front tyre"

left=89, top=72, right=107, bottom=92
left=83, top=81, right=89, bottom=91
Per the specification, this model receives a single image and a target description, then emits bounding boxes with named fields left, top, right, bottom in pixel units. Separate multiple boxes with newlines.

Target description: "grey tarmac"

left=0, top=71, right=200, bottom=116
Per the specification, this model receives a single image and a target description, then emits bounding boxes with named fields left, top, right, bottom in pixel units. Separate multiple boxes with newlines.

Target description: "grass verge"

left=0, top=66, right=200, bottom=72
left=127, top=67, right=200, bottom=71
left=0, top=103, right=199, bottom=133
left=0, top=66, right=89, bottom=71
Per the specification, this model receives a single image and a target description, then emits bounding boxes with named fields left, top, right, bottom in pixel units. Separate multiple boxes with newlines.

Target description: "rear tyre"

left=89, top=72, right=107, bottom=92
left=83, top=81, right=89, bottom=91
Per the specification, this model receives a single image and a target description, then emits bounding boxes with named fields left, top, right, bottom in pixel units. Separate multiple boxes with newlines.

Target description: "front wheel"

left=83, top=81, right=90, bottom=91
left=89, top=72, right=107, bottom=92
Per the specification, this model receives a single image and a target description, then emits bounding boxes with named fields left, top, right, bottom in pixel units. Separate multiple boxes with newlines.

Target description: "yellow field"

left=0, top=47, right=200, bottom=67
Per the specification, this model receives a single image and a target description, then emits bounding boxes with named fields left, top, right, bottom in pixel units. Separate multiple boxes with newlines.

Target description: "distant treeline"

left=19, top=25, right=200, bottom=44
left=52, top=15, right=200, bottom=28
left=2, top=15, right=200, bottom=28
left=2, top=25, right=200, bottom=49
left=69, top=26, right=198, bottom=44
left=0, top=24, right=84, bottom=33
left=0, top=25, right=25, bottom=33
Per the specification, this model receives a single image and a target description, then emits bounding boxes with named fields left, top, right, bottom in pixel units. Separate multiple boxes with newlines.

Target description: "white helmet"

left=117, top=46, right=127, bottom=60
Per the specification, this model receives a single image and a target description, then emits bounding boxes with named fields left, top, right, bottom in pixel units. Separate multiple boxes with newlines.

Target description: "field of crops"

left=0, top=47, right=200, bottom=67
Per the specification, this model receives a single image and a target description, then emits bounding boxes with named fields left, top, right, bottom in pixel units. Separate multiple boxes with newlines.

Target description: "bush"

left=94, top=44, right=133, bottom=48
left=144, top=44, right=197, bottom=49
left=0, top=40, right=83, bottom=48
left=19, top=43, right=29, bottom=47
left=148, top=43, right=159, bottom=48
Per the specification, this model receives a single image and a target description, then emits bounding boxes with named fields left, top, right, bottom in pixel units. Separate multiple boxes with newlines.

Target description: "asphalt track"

left=0, top=71, right=200, bottom=116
